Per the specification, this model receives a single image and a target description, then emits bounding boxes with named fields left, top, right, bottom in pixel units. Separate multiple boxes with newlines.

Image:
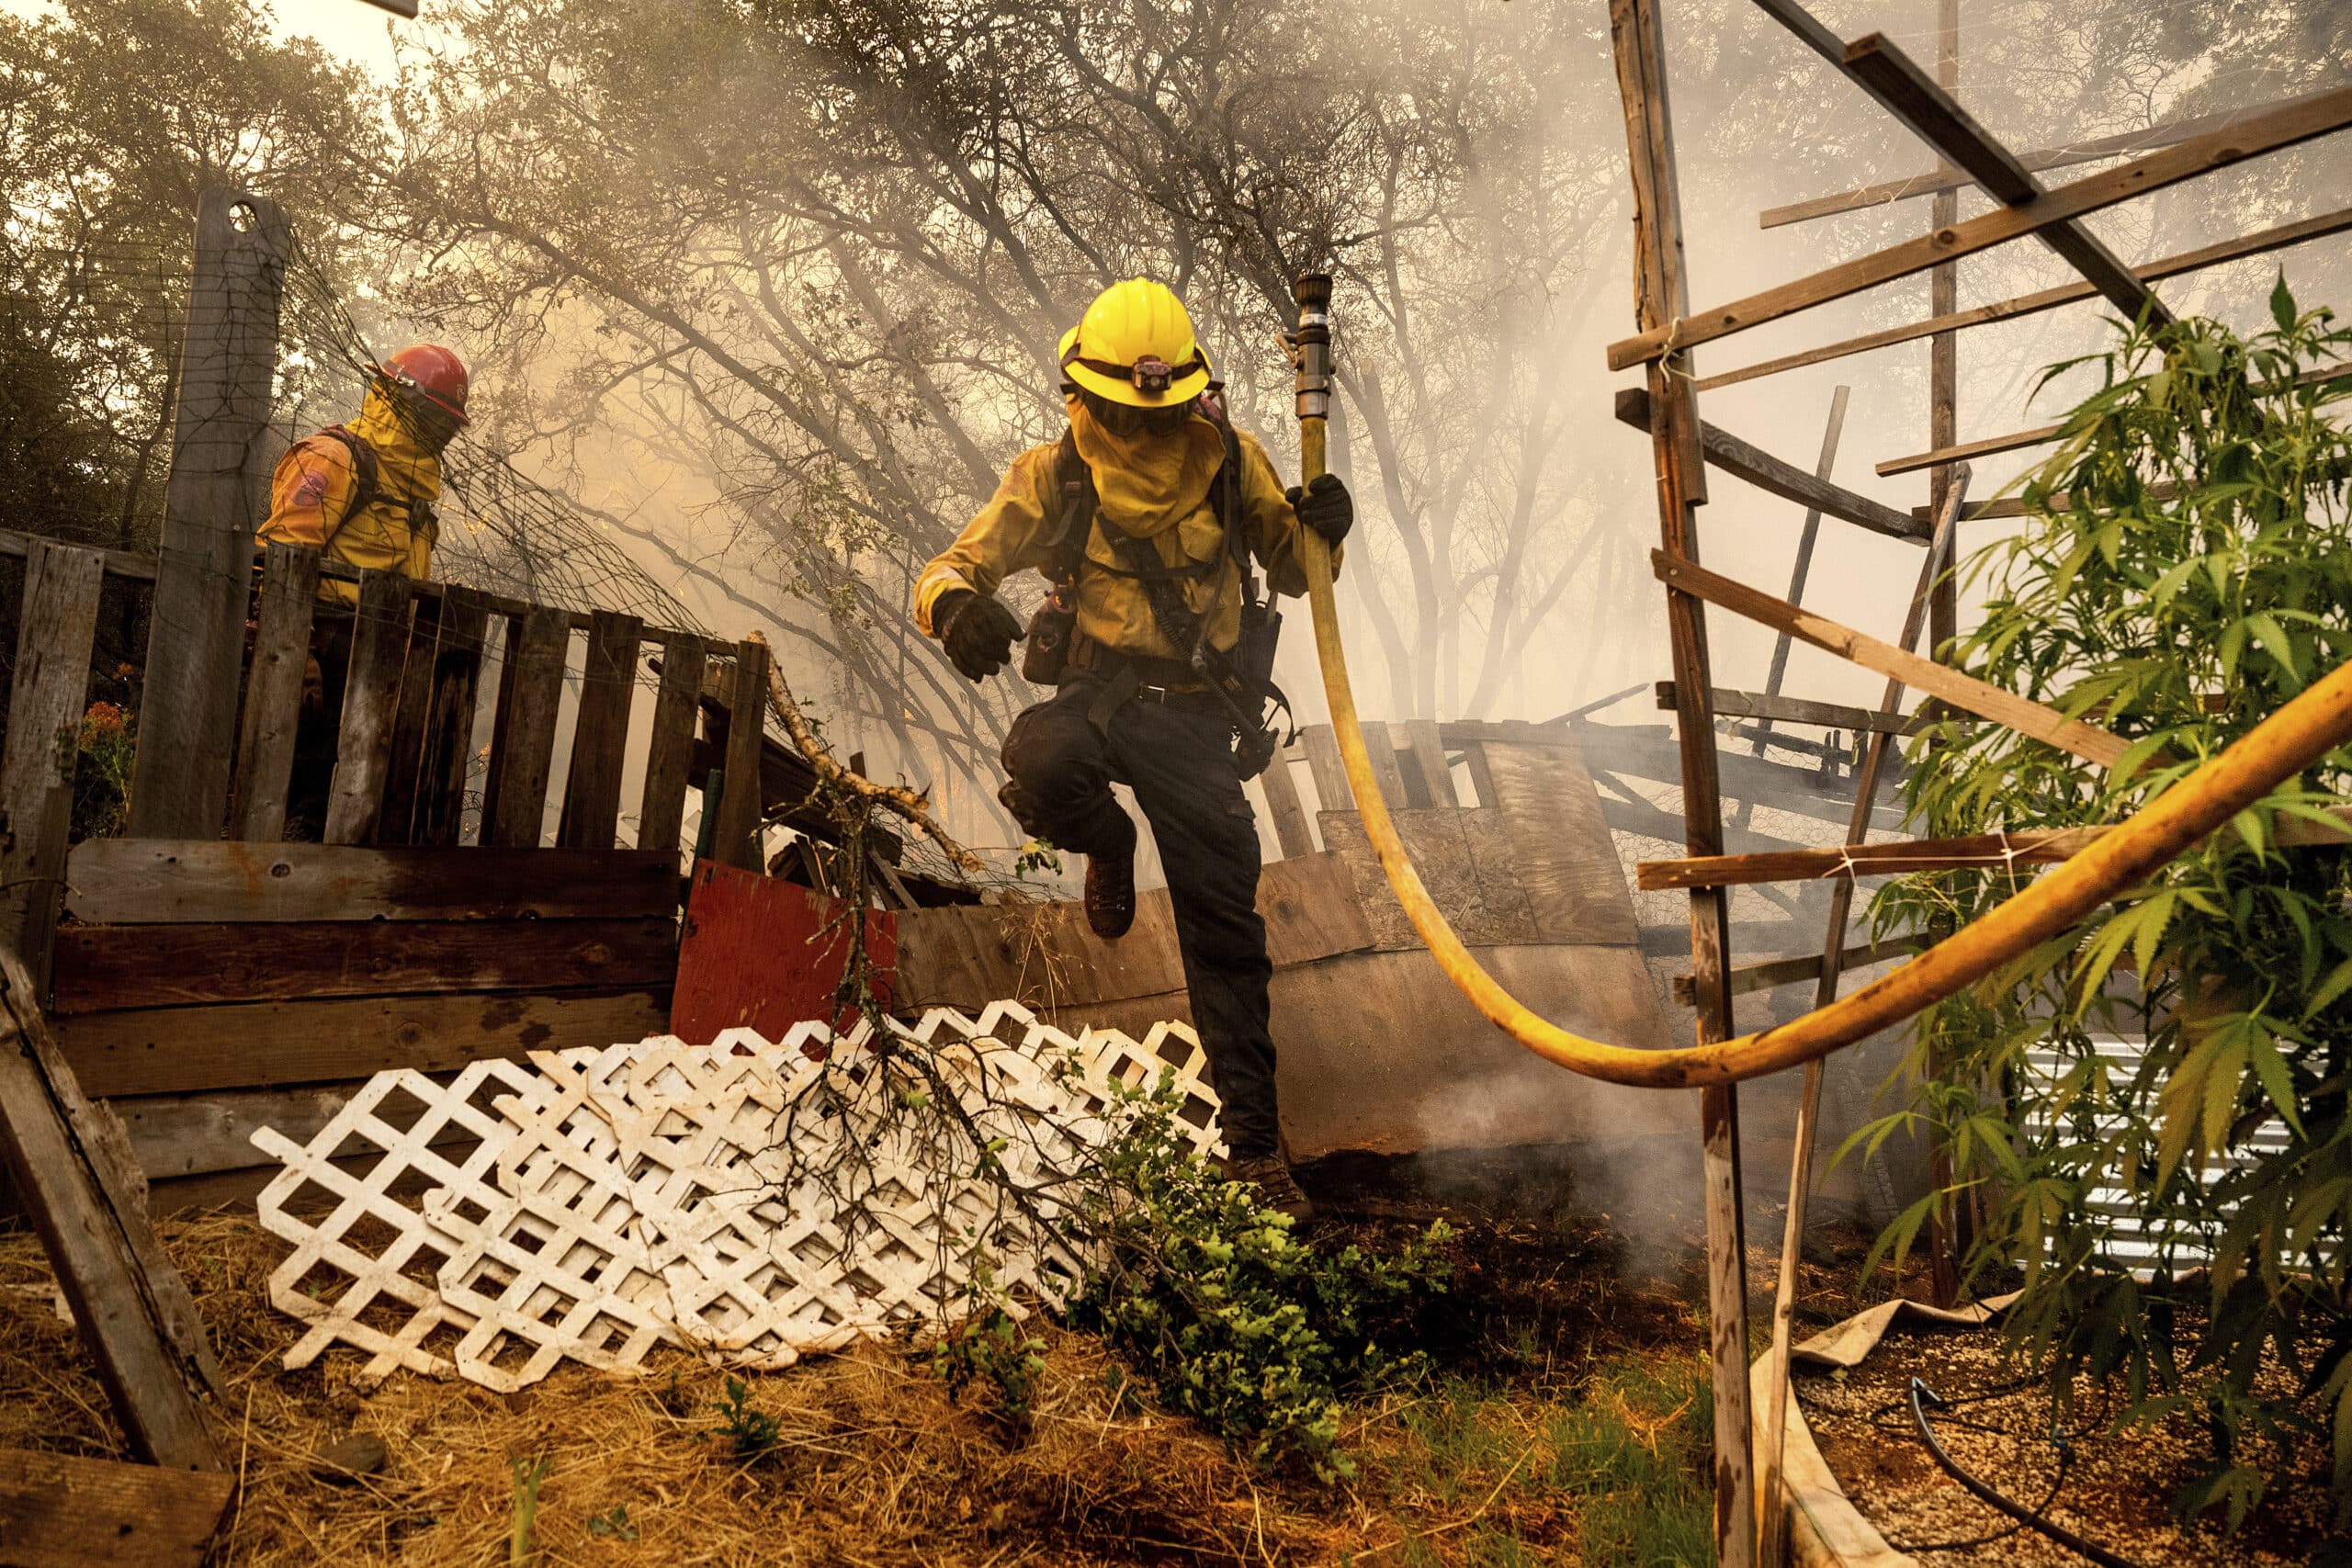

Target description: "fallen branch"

left=743, top=630, right=987, bottom=876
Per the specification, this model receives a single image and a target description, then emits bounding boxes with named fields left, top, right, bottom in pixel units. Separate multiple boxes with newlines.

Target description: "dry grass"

left=0, top=1205, right=1724, bottom=1566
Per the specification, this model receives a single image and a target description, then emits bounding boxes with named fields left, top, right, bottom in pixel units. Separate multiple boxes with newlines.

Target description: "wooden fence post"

left=230, top=542, right=321, bottom=841
left=556, top=611, right=644, bottom=850
left=712, top=640, right=769, bottom=872
left=0, top=542, right=107, bottom=995
left=1609, top=2, right=1754, bottom=1564
left=128, top=188, right=288, bottom=840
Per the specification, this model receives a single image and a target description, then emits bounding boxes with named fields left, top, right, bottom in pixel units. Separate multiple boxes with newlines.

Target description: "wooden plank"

left=412, top=588, right=490, bottom=847
left=1297, top=726, right=1350, bottom=810
left=128, top=189, right=288, bottom=840
left=0, top=542, right=104, bottom=993
left=1669, top=936, right=1929, bottom=1005
left=0, top=525, right=156, bottom=584
left=373, top=593, right=444, bottom=846
left=1613, top=388, right=1926, bottom=543
left=228, top=542, right=320, bottom=841
left=107, top=1082, right=441, bottom=1180
left=557, top=609, right=643, bottom=850
left=1317, top=807, right=1542, bottom=950
left=321, top=570, right=416, bottom=846
left=1610, top=3, right=1750, bottom=1559
left=1254, top=756, right=1316, bottom=859
left=56, top=987, right=673, bottom=1099
left=1401, top=718, right=1458, bottom=807
left=712, top=639, right=769, bottom=873
left=1759, top=85, right=2349, bottom=229
left=0, top=1448, right=232, bottom=1567
left=637, top=634, right=704, bottom=855
left=479, top=604, right=571, bottom=848
left=1648, top=549, right=2130, bottom=769
left=1829, top=28, right=2167, bottom=323
left=1355, top=719, right=1410, bottom=809
left=1702, top=206, right=2352, bottom=393
left=62, top=841, right=681, bottom=924
left=1607, top=85, right=2352, bottom=369
left=1657, top=682, right=1928, bottom=738
left=52, top=917, right=679, bottom=1013
left=1636, top=827, right=2096, bottom=889
left=1478, top=742, right=1642, bottom=945
left=0, top=948, right=224, bottom=1469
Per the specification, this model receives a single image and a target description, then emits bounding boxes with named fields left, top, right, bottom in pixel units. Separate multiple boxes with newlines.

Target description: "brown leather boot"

left=1224, top=1151, right=1315, bottom=1222
left=1084, top=847, right=1136, bottom=940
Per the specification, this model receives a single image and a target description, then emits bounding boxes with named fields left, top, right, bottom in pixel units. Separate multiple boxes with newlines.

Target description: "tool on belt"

left=1020, top=402, right=1290, bottom=777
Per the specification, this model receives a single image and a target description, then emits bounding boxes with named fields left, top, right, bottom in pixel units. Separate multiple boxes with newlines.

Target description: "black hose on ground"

left=1909, top=1378, right=2148, bottom=1568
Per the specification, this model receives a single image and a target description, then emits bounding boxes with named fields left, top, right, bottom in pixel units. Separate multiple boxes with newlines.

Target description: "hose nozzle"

left=1292, top=273, right=1332, bottom=424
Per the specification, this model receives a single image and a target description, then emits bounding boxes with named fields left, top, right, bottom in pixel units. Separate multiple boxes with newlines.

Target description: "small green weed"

left=585, top=1503, right=639, bottom=1541
left=506, top=1450, right=551, bottom=1567
left=1544, top=1352, right=1713, bottom=1567
left=932, top=1304, right=1048, bottom=1420
left=710, top=1375, right=782, bottom=1461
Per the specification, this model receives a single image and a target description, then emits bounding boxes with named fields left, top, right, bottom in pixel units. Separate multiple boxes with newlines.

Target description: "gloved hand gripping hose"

left=1290, top=273, right=2352, bottom=1090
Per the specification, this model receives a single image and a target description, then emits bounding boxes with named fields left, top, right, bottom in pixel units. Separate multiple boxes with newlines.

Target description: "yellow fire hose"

left=1285, top=274, right=2352, bottom=1090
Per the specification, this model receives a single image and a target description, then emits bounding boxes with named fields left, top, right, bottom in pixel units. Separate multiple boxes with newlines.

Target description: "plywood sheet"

left=1315, top=808, right=1542, bottom=950
left=1476, top=741, right=1643, bottom=945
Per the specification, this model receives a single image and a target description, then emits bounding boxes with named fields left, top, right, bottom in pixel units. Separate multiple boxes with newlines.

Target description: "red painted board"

left=671, top=860, right=897, bottom=1043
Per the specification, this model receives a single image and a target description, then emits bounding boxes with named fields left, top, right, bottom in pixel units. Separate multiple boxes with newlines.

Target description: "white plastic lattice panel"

left=254, top=1004, right=1223, bottom=1392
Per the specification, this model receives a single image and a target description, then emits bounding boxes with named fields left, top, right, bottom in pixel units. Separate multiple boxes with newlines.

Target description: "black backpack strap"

left=1045, top=429, right=1095, bottom=585
left=317, top=425, right=382, bottom=535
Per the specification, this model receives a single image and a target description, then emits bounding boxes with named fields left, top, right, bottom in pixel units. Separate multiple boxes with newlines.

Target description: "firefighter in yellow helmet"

left=913, top=279, right=1353, bottom=1218
left=256, top=344, right=469, bottom=836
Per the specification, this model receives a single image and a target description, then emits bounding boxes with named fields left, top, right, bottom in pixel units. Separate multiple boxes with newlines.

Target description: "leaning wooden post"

left=0, top=542, right=107, bottom=995
left=1922, top=0, right=1966, bottom=1311
left=1607, top=3, right=1755, bottom=1564
left=129, top=188, right=288, bottom=840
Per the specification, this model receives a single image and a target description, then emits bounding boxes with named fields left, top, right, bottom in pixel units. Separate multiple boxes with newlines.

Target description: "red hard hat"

left=372, top=343, right=469, bottom=424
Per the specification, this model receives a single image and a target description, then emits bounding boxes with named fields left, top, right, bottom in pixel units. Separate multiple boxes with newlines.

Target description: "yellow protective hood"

left=1067, top=394, right=1225, bottom=539
left=346, top=382, right=445, bottom=509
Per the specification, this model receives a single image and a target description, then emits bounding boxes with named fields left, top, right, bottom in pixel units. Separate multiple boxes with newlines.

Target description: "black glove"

left=1287, top=471, right=1353, bottom=547
left=934, top=589, right=1023, bottom=682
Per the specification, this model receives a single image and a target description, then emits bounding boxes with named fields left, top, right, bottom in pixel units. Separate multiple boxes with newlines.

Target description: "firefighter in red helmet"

left=256, top=344, right=470, bottom=835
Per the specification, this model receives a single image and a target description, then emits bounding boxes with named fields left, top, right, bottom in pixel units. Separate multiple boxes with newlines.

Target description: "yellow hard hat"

left=1057, top=277, right=1214, bottom=408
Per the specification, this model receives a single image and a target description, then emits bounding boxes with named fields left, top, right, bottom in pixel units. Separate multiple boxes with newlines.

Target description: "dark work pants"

left=1000, top=679, right=1280, bottom=1158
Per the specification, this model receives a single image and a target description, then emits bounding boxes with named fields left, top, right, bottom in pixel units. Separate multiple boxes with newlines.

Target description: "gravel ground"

left=1800, top=1322, right=2346, bottom=1565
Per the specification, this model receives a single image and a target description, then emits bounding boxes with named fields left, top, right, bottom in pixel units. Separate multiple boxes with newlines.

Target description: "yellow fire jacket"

left=256, top=383, right=443, bottom=607
left=914, top=399, right=1340, bottom=664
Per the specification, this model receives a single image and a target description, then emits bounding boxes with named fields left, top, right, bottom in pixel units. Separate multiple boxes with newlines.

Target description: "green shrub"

left=1069, top=1074, right=1453, bottom=1480
left=1861, top=280, right=2352, bottom=1527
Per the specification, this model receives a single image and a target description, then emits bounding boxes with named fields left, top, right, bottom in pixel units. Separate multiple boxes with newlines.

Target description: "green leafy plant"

left=1069, top=1071, right=1453, bottom=1480
left=585, top=1503, right=639, bottom=1541
left=1858, top=280, right=2352, bottom=1527
left=710, top=1375, right=782, bottom=1462
left=1012, top=837, right=1065, bottom=879
left=507, top=1450, right=551, bottom=1567
left=931, top=1302, right=1049, bottom=1421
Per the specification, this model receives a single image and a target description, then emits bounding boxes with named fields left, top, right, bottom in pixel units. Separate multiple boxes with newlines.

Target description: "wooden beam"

left=1614, top=387, right=1926, bottom=542
left=713, top=639, right=770, bottom=872
left=1881, top=363, right=2348, bottom=479
left=1607, top=85, right=2352, bottom=369
left=1255, top=754, right=1317, bottom=859
left=0, top=1448, right=233, bottom=1567
left=1670, top=936, right=1928, bottom=1005
left=1758, top=387, right=1849, bottom=723
left=129, top=188, right=288, bottom=840
left=1702, top=207, right=2352, bottom=394
left=0, top=542, right=105, bottom=995
left=1759, top=85, right=2350, bottom=229
left=1657, top=682, right=1930, bottom=737
left=1402, top=717, right=1459, bottom=807
left=229, top=543, right=320, bottom=841
left=637, top=633, right=704, bottom=855
left=557, top=609, right=643, bottom=850
left=480, top=604, right=571, bottom=849
left=62, top=842, right=681, bottom=925
left=1836, top=31, right=2168, bottom=323
left=1638, top=825, right=2098, bottom=889
left=1702, top=207, right=2352, bottom=393
left=1609, top=2, right=1752, bottom=1561
left=322, top=570, right=417, bottom=846
left=0, top=947, right=225, bottom=1469
left=53, top=917, right=678, bottom=1013
left=1647, top=549, right=2130, bottom=769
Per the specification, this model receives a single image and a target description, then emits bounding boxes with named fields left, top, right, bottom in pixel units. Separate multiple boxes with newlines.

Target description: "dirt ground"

left=0, top=1182, right=1750, bottom=1568
left=1802, top=1314, right=2349, bottom=1566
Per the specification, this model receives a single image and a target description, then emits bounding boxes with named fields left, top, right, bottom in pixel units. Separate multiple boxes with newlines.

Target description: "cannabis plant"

left=1863, top=282, right=2352, bottom=1527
